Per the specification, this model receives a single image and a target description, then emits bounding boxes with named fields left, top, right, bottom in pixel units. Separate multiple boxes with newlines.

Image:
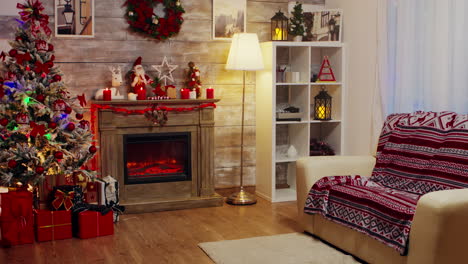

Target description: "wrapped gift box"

left=76, top=211, right=113, bottom=239
left=84, top=182, right=98, bottom=204
left=50, top=185, right=83, bottom=211
left=34, top=210, right=72, bottom=242
left=0, top=189, right=34, bottom=246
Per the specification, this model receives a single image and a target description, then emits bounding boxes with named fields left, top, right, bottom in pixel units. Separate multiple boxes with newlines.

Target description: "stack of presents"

left=0, top=174, right=124, bottom=246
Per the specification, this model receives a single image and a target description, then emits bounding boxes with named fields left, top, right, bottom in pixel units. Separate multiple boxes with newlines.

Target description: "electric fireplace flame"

left=124, top=133, right=191, bottom=184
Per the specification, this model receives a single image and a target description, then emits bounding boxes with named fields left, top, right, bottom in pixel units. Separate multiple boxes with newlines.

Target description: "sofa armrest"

left=408, top=189, right=468, bottom=264
left=295, top=156, right=376, bottom=230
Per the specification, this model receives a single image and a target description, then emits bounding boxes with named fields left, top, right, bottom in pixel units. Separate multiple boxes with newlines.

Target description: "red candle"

left=181, top=89, right=189, bottom=99
left=206, top=87, right=214, bottom=99
left=137, top=88, right=146, bottom=100
left=103, top=88, right=112, bottom=101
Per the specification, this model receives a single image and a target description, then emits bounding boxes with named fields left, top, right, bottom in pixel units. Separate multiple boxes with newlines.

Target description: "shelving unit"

left=255, top=41, right=346, bottom=202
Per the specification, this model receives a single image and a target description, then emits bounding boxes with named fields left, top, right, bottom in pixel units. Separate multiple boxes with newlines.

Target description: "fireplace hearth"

left=94, top=99, right=222, bottom=213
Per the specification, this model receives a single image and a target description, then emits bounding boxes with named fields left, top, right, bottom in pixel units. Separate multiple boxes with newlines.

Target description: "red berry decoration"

left=41, top=72, right=46, bottom=78
left=35, top=166, right=45, bottom=174
left=0, top=118, right=8, bottom=126
left=52, top=75, right=61, bottom=82
left=66, top=123, right=75, bottom=131
left=64, top=106, right=72, bottom=114
left=89, top=145, right=97, bottom=154
left=8, top=160, right=17, bottom=168
left=25, top=66, right=30, bottom=71
left=48, top=121, right=57, bottom=129
left=36, top=94, right=45, bottom=102
left=54, top=151, right=63, bottom=159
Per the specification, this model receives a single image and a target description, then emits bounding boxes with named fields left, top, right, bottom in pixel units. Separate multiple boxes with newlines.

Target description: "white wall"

left=0, top=0, right=19, bottom=16
left=326, top=0, right=378, bottom=155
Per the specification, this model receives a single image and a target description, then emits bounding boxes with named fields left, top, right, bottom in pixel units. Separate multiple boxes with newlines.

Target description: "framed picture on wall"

left=55, top=0, right=95, bottom=38
left=212, top=0, right=246, bottom=40
left=304, top=9, right=342, bottom=42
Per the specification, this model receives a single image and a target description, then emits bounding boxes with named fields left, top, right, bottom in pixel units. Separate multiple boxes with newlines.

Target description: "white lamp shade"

left=226, top=33, right=264, bottom=71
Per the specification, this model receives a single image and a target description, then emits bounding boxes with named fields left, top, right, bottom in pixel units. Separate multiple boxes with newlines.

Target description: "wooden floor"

left=0, top=198, right=301, bottom=264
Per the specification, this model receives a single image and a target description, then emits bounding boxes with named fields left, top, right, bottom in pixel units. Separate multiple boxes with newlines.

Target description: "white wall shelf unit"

left=255, top=41, right=346, bottom=203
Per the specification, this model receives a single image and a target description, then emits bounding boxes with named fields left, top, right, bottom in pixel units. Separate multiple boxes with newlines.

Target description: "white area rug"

left=198, top=233, right=361, bottom=264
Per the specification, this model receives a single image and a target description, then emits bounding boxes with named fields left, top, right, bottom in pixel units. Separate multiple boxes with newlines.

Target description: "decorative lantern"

left=314, top=87, right=332, bottom=120
left=62, top=0, right=75, bottom=25
left=271, top=10, right=288, bottom=41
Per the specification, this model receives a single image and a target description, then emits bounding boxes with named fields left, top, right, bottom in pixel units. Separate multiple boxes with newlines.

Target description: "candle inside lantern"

left=274, top=27, right=283, bottom=41
left=181, top=89, right=189, bottom=99
left=317, top=105, right=326, bottom=120
left=137, top=88, right=146, bottom=100
left=206, top=87, right=214, bottom=99
left=103, top=88, right=112, bottom=101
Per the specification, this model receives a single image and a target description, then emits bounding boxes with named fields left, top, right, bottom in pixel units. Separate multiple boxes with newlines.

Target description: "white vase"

left=287, top=145, right=298, bottom=158
left=293, top=35, right=303, bottom=42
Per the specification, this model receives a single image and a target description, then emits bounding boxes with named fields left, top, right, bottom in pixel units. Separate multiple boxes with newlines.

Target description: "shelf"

left=270, top=41, right=344, bottom=48
left=274, top=188, right=297, bottom=202
left=309, top=120, right=342, bottom=124
left=275, top=156, right=299, bottom=163
left=276, top=83, right=309, bottom=86
left=310, top=82, right=342, bottom=86
left=276, top=120, right=310, bottom=125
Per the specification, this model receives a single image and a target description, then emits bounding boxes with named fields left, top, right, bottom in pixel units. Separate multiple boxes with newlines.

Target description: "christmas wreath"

left=124, top=0, right=185, bottom=40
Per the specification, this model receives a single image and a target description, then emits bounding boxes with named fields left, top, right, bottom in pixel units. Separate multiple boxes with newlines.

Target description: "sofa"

left=296, top=111, right=468, bottom=264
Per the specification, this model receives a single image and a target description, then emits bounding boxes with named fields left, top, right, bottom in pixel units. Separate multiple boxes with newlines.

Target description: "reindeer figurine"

left=94, top=66, right=125, bottom=100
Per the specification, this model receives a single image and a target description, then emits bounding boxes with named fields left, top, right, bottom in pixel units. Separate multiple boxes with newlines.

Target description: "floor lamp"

left=225, top=33, right=264, bottom=205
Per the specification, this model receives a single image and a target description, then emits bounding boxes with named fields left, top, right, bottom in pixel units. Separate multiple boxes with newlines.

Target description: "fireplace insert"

left=123, top=132, right=191, bottom=185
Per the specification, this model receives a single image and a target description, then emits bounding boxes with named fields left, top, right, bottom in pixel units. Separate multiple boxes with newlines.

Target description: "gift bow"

left=15, top=52, right=31, bottom=65
left=34, top=60, right=53, bottom=74
left=30, top=123, right=46, bottom=137
left=52, top=189, right=75, bottom=211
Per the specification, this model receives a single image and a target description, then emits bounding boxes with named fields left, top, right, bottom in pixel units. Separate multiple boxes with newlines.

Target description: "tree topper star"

left=152, top=56, right=178, bottom=86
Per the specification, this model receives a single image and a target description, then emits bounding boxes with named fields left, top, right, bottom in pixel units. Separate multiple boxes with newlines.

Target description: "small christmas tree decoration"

left=185, top=61, right=202, bottom=98
left=289, top=2, right=305, bottom=41
left=316, top=56, right=337, bottom=82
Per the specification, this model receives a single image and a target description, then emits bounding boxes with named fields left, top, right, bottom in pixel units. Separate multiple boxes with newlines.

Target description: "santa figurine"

left=130, top=57, right=153, bottom=94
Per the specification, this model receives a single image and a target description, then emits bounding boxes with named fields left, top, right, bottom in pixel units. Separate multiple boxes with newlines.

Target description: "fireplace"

left=95, top=99, right=222, bottom=213
left=123, top=132, right=191, bottom=185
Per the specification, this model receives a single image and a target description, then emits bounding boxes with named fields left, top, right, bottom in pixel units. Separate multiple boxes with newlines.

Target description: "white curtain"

left=380, top=0, right=468, bottom=115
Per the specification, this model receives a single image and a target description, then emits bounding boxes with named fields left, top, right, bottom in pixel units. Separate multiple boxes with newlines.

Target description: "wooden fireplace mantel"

left=93, top=99, right=223, bottom=213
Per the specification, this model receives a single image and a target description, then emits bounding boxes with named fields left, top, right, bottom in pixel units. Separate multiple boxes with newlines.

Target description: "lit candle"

left=274, top=27, right=283, bottom=40
left=137, top=88, right=146, bottom=100
left=206, top=87, right=214, bottom=99
left=317, top=105, right=326, bottom=120
left=103, top=88, right=112, bottom=101
left=181, top=89, right=189, bottom=99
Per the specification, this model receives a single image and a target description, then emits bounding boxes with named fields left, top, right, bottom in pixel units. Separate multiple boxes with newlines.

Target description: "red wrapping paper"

left=84, top=182, right=98, bottom=204
left=77, top=211, right=113, bottom=239
left=34, top=210, right=72, bottom=242
left=0, top=189, right=34, bottom=246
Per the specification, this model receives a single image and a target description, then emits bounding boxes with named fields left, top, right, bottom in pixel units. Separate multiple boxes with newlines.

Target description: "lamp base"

left=226, top=187, right=257, bottom=205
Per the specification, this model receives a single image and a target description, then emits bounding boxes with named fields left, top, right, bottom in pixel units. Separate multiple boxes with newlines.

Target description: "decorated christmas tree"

left=0, top=0, right=96, bottom=187
left=289, top=2, right=305, bottom=37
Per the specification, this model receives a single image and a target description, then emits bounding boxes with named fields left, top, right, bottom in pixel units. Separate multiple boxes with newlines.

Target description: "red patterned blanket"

left=304, top=112, right=468, bottom=255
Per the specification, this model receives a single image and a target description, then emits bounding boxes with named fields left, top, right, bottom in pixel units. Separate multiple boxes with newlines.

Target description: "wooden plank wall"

left=0, top=0, right=324, bottom=189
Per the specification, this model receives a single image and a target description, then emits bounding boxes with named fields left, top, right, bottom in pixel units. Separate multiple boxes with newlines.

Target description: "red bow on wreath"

left=15, top=52, right=32, bottom=65
left=34, top=60, right=53, bottom=74
left=52, top=189, right=75, bottom=211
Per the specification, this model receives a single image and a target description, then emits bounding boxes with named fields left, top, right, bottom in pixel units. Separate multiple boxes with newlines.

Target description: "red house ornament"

left=316, top=56, right=336, bottom=82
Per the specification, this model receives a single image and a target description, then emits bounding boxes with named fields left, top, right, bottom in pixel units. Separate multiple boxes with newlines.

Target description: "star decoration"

left=152, top=56, right=178, bottom=86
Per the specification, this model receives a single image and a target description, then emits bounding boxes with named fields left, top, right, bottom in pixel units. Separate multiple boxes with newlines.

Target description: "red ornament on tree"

left=25, top=65, right=30, bottom=71
left=0, top=118, right=8, bottom=126
left=78, top=120, right=90, bottom=130
left=48, top=44, right=54, bottom=52
left=52, top=75, right=61, bottom=82
left=8, top=160, right=17, bottom=168
left=15, top=36, right=23, bottom=42
left=53, top=99, right=67, bottom=111
left=48, top=121, right=57, bottom=129
left=8, top=49, right=17, bottom=57
left=75, top=113, right=83, bottom=120
left=54, top=151, right=63, bottom=160
left=89, top=145, right=97, bottom=154
left=66, top=123, right=75, bottom=131
left=64, top=106, right=72, bottom=114
left=35, top=166, right=45, bottom=174
left=15, top=113, right=30, bottom=124
left=36, top=94, right=45, bottom=102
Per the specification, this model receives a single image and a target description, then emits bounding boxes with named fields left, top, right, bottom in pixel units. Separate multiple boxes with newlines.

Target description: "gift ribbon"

left=52, top=190, right=75, bottom=211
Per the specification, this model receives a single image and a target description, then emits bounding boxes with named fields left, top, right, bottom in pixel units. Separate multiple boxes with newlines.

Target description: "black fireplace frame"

left=123, top=132, right=192, bottom=185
